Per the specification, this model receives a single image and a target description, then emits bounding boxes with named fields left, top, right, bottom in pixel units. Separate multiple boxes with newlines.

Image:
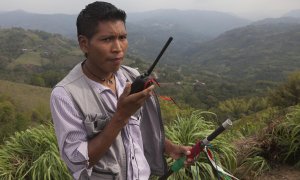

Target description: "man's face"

left=81, top=20, right=128, bottom=74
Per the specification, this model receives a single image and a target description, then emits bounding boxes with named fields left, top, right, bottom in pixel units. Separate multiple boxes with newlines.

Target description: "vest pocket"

left=84, top=113, right=110, bottom=138
left=90, top=170, right=117, bottom=180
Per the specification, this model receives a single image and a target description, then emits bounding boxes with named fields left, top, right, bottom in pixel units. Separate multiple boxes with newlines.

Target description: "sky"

left=0, top=0, right=299, bottom=20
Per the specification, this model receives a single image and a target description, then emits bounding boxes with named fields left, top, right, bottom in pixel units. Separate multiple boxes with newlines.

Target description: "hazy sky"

left=0, top=0, right=299, bottom=20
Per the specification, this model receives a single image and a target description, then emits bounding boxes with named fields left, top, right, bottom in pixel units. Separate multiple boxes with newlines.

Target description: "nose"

left=112, top=39, right=122, bottom=53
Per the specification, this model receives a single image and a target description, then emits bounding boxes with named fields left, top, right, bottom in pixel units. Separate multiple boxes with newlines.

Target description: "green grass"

left=232, top=107, right=281, bottom=137
left=163, top=110, right=237, bottom=180
left=0, top=80, right=50, bottom=112
left=0, top=124, right=72, bottom=180
left=0, top=80, right=52, bottom=142
left=7, top=51, right=50, bottom=68
left=238, top=156, right=271, bottom=178
left=272, top=105, right=300, bottom=165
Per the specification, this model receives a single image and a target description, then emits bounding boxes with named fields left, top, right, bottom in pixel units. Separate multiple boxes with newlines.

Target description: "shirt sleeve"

left=50, top=86, right=93, bottom=179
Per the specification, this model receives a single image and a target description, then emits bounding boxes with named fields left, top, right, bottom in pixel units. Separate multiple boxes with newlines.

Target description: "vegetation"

left=268, top=71, right=300, bottom=107
left=163, top=111, right=237, bottom=179
left=0, top=27, right=82, bottom=87
left=1, top=19, right=300, bottom=179
left=0, top=80, right=51, bottom=143
left=0, top=124, right=71, bottom=180
left=272, top=106, right=300, bottom=166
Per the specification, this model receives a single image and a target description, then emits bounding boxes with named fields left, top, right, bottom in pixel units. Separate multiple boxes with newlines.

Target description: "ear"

left=78, top=35, right=89, bottom=54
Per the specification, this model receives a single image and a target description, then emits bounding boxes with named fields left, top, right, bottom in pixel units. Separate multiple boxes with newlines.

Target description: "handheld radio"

left=129, top=37, right=173, bottom=94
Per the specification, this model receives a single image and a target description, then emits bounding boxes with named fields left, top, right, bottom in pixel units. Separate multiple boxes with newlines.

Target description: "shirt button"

left=132, top=156, right=134, bottom=159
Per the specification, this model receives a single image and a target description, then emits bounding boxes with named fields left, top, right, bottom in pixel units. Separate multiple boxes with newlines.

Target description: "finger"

left=184, top=158, right=194, bottom=164
left=185, top=150, right=191, bottom=156
left=187, top=158, right=193, bottom=163
left=132, top=84, right=155, bottom=100
left=145, top=84, right=155, bottom=91
left=180, top=146, right=192, bottom=156
left=143, top=85, right=155, bottom=97
left=120, top=83, right=131, bottom=99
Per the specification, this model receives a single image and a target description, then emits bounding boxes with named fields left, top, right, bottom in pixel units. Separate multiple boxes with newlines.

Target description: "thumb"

left=180, top=146, right=191, bottom=156
left=120, top=83, right=131, bottom=98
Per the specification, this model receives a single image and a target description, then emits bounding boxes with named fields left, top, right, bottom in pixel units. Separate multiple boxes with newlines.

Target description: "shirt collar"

left=84, top=68, right=128, bottom=94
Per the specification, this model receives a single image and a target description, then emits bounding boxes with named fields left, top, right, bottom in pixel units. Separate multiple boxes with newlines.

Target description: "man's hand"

left=165, top=139, right=194, bottom=167
left=88, top=83, right=154, bottom=167
left=115, top=83, right=154, bottom=125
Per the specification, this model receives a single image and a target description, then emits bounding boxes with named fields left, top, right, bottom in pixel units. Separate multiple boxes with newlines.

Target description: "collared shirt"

left=50, top=68, right=150, bottom=180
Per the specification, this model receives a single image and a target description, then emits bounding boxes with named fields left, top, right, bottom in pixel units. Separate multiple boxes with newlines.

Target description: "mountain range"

left=1, top=9, right=300, bottom=85
left=187, top=17, right=300, bottom=82
left=0, top=9, right=250, bottom=38
left=0, top=9, right=250, bottom=62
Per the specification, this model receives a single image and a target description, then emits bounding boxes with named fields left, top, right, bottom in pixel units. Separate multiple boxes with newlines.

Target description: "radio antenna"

left=145, top=37, right=173, bottom=76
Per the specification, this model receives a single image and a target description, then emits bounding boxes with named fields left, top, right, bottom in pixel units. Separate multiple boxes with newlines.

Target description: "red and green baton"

left=159, top=119, right=232, bottom=180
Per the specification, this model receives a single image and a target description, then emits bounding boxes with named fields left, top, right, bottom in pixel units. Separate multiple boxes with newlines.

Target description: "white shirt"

left=50, top=69, right=151, bottom=179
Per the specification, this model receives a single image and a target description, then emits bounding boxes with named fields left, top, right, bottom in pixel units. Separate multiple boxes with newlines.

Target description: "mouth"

left=111, top=57, right=123, bottom=65
left=113, top=57, right=123, bottom=61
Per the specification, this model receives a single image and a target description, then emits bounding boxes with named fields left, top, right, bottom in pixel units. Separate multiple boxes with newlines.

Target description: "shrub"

left=163, top=110, right=237, bottom=179
left=0, top=124, right=71, bottom=180
left=272, top=105, right=300, bottom=166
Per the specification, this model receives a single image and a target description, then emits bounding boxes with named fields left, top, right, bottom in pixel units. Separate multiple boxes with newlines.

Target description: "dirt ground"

left=257, top=166, right=300, bottom=180
left=234, top=137, right=300, bottom=180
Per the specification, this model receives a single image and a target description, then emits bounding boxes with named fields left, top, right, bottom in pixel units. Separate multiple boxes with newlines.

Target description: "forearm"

left=164, top=138, right=176, bottom=155
left=87, top=112, right=127, bottom=167
left=164, top=138, right=192, bottom=163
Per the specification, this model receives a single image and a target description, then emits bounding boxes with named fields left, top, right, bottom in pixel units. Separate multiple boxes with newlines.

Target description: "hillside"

left=0, top=10, right=251, bottom=63
left=0, top=27, right=83, bottom=86
left=0, top=9, right=300, bottom=180
left=0, top=79, right=51, bottom=142
left=127, top=9, right=250, bottom=63
left=187, top=17, right=300, bottom=82
left=0, top=27, right=81, bottom=64
left=0, top=79, right=51, bottom=113
left=128, top=9, right=250, bottom=37
left=1, top=16, right=300, bottom=109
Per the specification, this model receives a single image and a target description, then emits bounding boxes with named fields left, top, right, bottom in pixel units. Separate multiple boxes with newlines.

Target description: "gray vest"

left=56, top=62, right=167, bottom=180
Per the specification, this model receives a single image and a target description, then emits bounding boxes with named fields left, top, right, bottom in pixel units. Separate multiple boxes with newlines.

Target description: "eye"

left=102, top=37, right=113, bottom=42
left=119, top=35, right=127, bottom=41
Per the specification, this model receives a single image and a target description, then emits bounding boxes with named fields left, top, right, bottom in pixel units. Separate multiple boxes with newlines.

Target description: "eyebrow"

left=98, top=33, right=127, bottom=38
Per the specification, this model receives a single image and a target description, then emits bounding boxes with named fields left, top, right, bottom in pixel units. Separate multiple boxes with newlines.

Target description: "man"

left=50, top=1, right=191, bottom=179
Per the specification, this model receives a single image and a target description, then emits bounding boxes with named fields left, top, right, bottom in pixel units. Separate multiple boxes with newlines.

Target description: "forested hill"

left=126, top=9, right=250, bottom=62
left=0, top=28, right=152, bottom=87
left=0, top=28, right=77, bottom=59
left=0, top=28, right=82, bottom=86
left=186, top=17, right=300, bottom=82
left=0, top=10, right=251, bottom=63
left=0, top=79, right=51, bottom=142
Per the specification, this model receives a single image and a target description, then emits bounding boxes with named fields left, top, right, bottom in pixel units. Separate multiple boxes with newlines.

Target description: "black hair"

left=76, top=1, right=127, bottom=39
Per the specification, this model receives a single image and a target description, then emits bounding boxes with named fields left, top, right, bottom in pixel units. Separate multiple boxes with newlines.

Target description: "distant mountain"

left=283, top=9, right=300, bottom=18
left=128, top=9, right=250, bottom=37
left=252, top=17, right=300, bottom=26
left=0, top=10, right=76, bottom=38
left=188, top=17, right=300, bottom=82
left=0, top=10, right=251, bottom=63
left=126, top=9, right=250, bottom=62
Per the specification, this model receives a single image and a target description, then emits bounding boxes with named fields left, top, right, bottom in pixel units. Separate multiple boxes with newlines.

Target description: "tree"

left=0, top=100, right=16, bottom=142
left=30, top=75, right=46, bottom=87
left=268, top=71, right=300, bottom=107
